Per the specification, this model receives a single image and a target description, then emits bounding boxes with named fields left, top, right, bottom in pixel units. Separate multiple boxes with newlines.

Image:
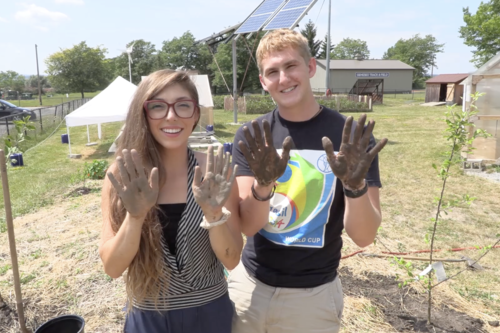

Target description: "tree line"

left=1, top=0, right=496, bottom=97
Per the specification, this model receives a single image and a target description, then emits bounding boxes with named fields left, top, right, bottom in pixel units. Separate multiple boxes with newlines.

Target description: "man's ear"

left=308, top=57, right=317, bottom=78
left=259, top=74, right=269, bottom=91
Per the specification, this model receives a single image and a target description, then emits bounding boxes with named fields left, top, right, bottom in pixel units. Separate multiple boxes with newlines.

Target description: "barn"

left=311, top=58, right=414, bottom=96
left=424, top=74, right=469, bottom=105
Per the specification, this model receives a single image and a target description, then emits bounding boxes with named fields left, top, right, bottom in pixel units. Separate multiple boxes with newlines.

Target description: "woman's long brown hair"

left=108, top=69, right=200, bottom=308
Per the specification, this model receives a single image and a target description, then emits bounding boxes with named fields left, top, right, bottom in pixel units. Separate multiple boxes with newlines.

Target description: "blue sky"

left=0, top=0, right=482, bottom=76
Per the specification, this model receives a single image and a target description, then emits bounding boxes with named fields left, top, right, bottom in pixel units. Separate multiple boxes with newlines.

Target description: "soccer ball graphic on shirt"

left=261, top=150, right=336, bottom=248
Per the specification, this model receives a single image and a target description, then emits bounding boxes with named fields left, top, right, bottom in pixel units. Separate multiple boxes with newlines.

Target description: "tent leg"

left=98, top=123, right=102, bottom=140
left=87, top=125, right=90, bottom=143
left=67, top=126, right=72, bottom=156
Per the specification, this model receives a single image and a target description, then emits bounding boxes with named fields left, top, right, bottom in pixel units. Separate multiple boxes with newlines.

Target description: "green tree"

left=27, top=75, right=50, bottom=90
left=45, top=42, right=109, bottom=98
left=209, top=34, right=262, bottom=95
left=459, top=0, right=500, bottom=67
left=318, top=35, right=334, bottom=59
left=331, top=38, right=370, bottom=60
left=161, top=31, right=212, bottom=72
left=383, top=34, right=444, bottom=86
left=0, top=71, right=26, bottom=92
left=300, top=20, right=321, bottom=58
left=113, top=39, right=160, bottom=84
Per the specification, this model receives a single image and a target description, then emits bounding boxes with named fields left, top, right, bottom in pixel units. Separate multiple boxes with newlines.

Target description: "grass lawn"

left=0, top=121, right=121, bottom=218
left=0, top=97, right=499, bottom=332
left=8, top=92, right=100, bottom=108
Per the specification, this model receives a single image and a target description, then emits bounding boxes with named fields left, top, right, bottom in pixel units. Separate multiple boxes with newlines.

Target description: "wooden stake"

left=0, top=150, right=29, bottom=333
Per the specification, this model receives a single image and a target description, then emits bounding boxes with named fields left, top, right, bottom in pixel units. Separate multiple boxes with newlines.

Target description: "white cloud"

left=0, top=17, right=8, bottom=23
left=14, top=4, right=69, bottom=31
left=54, top=0, right=85, bottom=5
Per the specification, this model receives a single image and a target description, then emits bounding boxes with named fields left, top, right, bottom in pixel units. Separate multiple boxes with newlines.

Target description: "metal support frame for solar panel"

left=263, top=0, right=318, bottom=31
left=229, top=0, right=319, bottom=124
left=234, top=0, right=288, bottom=34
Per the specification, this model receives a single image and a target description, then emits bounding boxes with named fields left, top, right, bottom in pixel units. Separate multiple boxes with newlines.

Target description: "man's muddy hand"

left=322, top=114, right=388, bottom=189
left=239, top=119, right=293, bottom=186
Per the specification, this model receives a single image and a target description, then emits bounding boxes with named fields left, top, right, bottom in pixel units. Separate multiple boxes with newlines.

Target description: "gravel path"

left=465, top=170, right=500, bottom=183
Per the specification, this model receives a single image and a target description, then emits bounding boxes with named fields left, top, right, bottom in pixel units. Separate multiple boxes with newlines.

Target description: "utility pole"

left=232, top=37, right=238, bottom=124
left=325, top=0, right=331, bottom=95
left=431, top=53, right=436, bottom=77
left=35, top=44, right=42, bottom=106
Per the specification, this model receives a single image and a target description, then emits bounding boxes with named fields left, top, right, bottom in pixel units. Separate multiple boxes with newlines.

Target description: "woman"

left=99, top=69, right=243, bottom=333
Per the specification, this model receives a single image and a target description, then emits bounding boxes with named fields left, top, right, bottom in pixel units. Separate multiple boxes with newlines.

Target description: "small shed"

left=425, top=74, right=469, bottom=105
left=461, top=52, right=500, bottom=161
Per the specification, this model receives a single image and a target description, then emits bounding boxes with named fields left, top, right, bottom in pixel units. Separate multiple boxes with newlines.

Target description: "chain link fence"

left=0, top=98, right=90, bottom=148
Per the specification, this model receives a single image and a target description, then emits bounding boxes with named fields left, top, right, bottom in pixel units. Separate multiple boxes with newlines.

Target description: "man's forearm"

left=343, top=188, right=381, bottom=248
left=239, top=180, right=274, bottom=237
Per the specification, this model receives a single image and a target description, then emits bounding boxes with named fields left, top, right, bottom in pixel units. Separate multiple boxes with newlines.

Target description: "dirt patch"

left=0, top=189, right=126, bottom=332
left=66, top=186, right=92, bottom=197
left=0, top=296, right=64, bottom=332
left=340, top=267, right=486, bottom=332
left=0, top=294, right=15, bottom=328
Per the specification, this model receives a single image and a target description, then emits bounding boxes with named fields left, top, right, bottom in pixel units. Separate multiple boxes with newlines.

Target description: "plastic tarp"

left=65, top=76, right=137, bottom=127
left=461, top=52, right=500, bottom=160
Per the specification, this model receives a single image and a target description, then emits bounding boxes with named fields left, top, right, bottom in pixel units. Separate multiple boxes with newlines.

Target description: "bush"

left=215, top=94, right=370, bottom=114
left=245, top=95, right=276, bottom=114
left=316, top=97, right=371, bottom=112
left=83, top=160, right=109, bottom=180
left=213, top=95, right=225, bottom=109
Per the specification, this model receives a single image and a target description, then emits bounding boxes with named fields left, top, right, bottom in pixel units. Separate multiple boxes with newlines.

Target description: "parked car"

left=0, top=99, right=37, bottom=121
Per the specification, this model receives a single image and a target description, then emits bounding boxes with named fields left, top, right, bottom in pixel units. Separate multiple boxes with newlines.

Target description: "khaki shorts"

left=228, top=262, right=344, bottom=333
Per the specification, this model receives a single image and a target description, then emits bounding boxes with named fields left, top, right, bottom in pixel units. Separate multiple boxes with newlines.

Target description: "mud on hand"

left=238, top=119, right=293, bottom=187
left=107, top=149, right=159, bottom=219
left=192, top=145, right=238, bottom=222
left=322, top=114, right=388, bottom=190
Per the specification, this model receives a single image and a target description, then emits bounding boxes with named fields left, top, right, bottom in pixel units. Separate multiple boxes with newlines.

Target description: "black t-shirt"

left=232, top=106, right=381, bottom=288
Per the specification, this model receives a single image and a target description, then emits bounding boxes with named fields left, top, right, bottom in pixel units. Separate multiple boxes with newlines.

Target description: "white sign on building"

left=356, top=73, right=390, bottom=78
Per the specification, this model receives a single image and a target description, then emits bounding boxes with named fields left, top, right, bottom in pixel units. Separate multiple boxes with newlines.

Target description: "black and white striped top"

left=133, top=149, right=227, bottom=311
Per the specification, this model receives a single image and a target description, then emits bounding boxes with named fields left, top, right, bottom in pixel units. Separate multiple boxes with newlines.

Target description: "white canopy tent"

left=190, top=74, right=214, bottom=108
left=64, top=76, right=137, bottom=156
left=139, top=73, right=214, bottom=108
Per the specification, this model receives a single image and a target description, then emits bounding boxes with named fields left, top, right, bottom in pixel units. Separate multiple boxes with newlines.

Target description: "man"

left=229, top=28, right=387, bottom=333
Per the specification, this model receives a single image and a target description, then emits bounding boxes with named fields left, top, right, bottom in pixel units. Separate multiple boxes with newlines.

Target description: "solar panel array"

left=235, top=0, right=317, bottom=34
left=281, top=0, right=315, bottom=10
left=235, top=0, right=287, bottom=34
left=263, top=0, right=317, bottom=31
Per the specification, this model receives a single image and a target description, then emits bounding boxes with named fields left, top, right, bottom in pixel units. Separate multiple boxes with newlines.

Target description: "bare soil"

left=340, top=267, right=486, bottom=332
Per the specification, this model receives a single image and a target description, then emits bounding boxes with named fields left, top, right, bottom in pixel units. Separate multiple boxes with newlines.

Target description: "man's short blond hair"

left=256, top=29, right=312, bottom=73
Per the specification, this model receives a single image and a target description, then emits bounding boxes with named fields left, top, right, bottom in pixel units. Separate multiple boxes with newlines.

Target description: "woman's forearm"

left=208, top=222, right=243, bottom=270
left=99, top=213, right=145, bottom=278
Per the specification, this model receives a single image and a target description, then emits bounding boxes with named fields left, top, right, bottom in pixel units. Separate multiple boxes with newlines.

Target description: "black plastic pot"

left=35, top=315, right=85, bottom=333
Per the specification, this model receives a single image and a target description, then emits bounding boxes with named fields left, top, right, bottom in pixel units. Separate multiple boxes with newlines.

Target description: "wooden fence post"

left=0, top=150, right=29, bottom=333
left=39, top=109, right=43, bottom=132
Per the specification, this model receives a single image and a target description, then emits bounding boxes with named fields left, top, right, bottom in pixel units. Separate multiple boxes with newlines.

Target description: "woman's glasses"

left=143, top=100, right=198, bottom=119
